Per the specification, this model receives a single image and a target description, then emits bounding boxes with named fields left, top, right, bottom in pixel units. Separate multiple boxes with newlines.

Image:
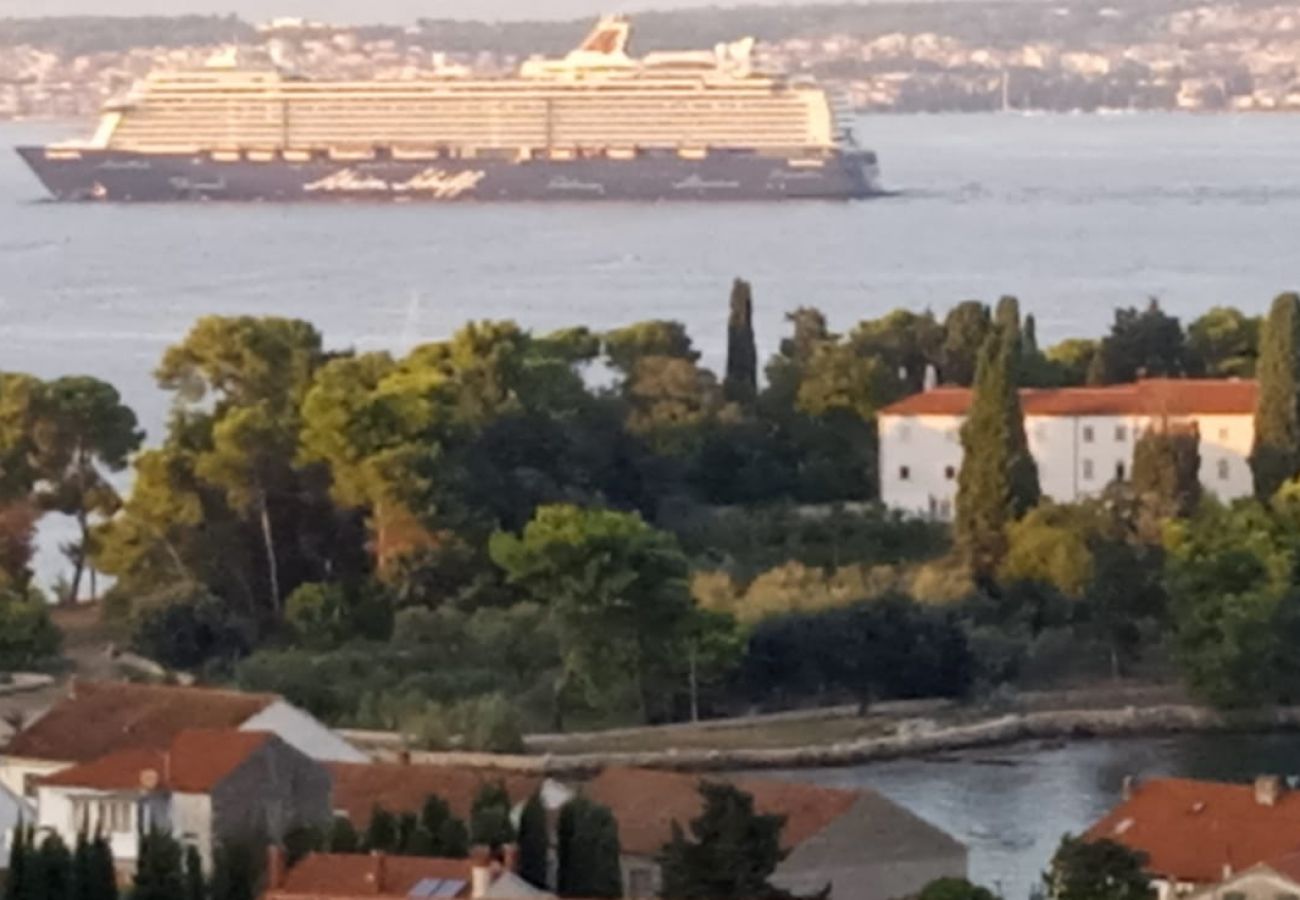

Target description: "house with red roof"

left=33, top=728, right=332, bottom=874
left=263, top=848, right=553, bottom=900
left=1187, top=850, right=1300, bottom=900
left=877, top=378, right=1256, bottom=519
left=582, top=767, right=966, bottom=900
left=327, top=762, right=545, bottom=833
left=1086, top=776, right=1300, bottom=900
left=0, top=680, right=366, bottom=808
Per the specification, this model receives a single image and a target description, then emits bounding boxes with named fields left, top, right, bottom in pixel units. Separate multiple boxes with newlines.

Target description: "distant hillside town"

left=3, top=0, right=1300, bottom=120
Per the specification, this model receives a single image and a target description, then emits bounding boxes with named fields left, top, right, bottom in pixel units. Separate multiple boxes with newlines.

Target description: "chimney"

left=369, top=851, right=387, bottom=895
left=471, top=858, right=494, bottom=900
left=1256, top=775, right=1284, bottom=807
left=1122, top=776, right=1138, bottom=801
left=266, top=845, right=286, bottom=891
left=502, top=844, right=520, bottom=874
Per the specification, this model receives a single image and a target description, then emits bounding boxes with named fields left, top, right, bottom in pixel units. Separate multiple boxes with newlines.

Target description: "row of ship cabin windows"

left=897, top=458, right=1236, bottom=483
left=894, top=424, right=1238, bottom=444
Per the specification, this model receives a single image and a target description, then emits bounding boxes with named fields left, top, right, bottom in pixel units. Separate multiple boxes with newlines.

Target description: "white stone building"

left=879, top=378, right=1257, bottom=518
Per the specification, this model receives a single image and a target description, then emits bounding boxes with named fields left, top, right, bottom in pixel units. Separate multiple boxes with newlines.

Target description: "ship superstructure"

left=18, top=17, right=881, bottom=202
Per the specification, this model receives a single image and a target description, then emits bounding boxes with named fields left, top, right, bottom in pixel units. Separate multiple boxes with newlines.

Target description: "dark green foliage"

left=1093, top=299, right=1188, bottom=384
left=955, top=332, right=1040, bottom=579
left=1251, top=294, right=1300, bottom=498
left=517, top=792, right=550, bottom=889
left=91, top=836, right=118, bottom=900
left=1187, top=307, right=1260, bottom=377
left=28, top=833, right=72, bottom=900
left=920, top=879, right=1001, bottom=900
left=741, top=595, right=974, bottom=709
left=659, top=782, right=790, bottom=900
left=470, top=782, right=515, bottom=848
left=1045, top=836, right=1153, bottom=900
left=724, top=279, right=758, bottom=407
left=183, top=845, right=206, bottom=900
left=940, top=301, right=991, bottom=386
left=1130, top=426, right=1202, bottom=518
left=5, top=823, right=30, bottom=900
left=283, top=826, right=323, bottom=865
left=133, top=830, right=185, bottom=900
left=418, top=795, right=469, bottom=858
left=324, top=817, right=359, bottom=854
left=210, top=840, right=259, bottom=900
left=556, top=796, right=622, bottom=900
left=131, top=584, right=255, bottom=672
left=365, top=807, right=400, bottom=853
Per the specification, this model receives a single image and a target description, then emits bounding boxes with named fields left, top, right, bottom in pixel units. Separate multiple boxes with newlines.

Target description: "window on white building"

left=1115, top=461, right=1126, bottom=481
left=72, top=798, right=134, bottom=835
left=1218, top=459, right=1230, bottom=481
left=1219, top=427, right=1231, bottom=442
left=1115, top=425, right=1128, bottom=442
left=899, top=466, right=911, bottom=481
left=1082, top=426, right=1095, bottom=443
left=944, top=465, right=956, bottom=481
left=1082, top=459, right=1095, bottom=481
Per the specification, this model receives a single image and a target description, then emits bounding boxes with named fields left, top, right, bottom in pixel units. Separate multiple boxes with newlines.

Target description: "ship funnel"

left=578, top=15, right=631, bottom=55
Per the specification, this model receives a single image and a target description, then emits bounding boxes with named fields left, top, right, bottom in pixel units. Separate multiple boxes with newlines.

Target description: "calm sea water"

left=5, top=115, right=1300, bottom=895
left=763, top=732, right=1300, bottom=900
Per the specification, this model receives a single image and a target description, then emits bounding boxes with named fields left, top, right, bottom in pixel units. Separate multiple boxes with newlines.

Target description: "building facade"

left=878, top=379, right=1257, bottom=518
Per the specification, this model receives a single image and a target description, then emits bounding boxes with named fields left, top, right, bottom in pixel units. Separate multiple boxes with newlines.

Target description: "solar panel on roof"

left=409, top=879, right=439, bottom=898
left=408, top=879, right=466, bottom=899
left=433, top=881, right=466, bottom=897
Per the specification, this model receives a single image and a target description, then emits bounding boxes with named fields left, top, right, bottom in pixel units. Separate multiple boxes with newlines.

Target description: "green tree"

left=419, top=796, right=469, bottom=858
left=491, top=505, right=695, bottom=728
left=955, top=333, right=1040, bottom=579
left=133, top=830, right=185, bottom=900
left=28, top=376, right=143, bottom=604
left=5, top=822, right=29, bottom=900
left=31, top=833, right=72, bottom=900
left=604, top=321, right=698, bottom=374
left=210, top=839, right=259, bottom=900
left=1188, top=306, right=1259, bottom=377
left=365, top=807, right=400, bottom=853
left=941, top=301, right=991, bottom=387
left=556, top=796, right=622, bottom=900
left=517, top=792, right=550, bottom=889
left=724, top=279, right=758, bottom=407
left=919, top=878, right=1000, bottom=900
left=183, top=845, right=206, bottom=900
left=325, top=816, right=360, bottom=853
left=91, top=835, right=118, bottom=900
left=0, top=372, right=41, bottom=502
left=849, top=309, right=944, bottom=397
left=1165, top=500, right=1300, bottom=707
left=1044, top=835, right=1152, bottom=900
left=1251, top=294, right=1300, bottom=499
left=1130, top=426, right=1202, bottom=520
left=1093, top=299, right=1188, bottom=384
left=1044, top=339, right=1100, bottom=387
left=470, top=782, right=515, bottom=848
left=659, top=782, right=790, bottom=900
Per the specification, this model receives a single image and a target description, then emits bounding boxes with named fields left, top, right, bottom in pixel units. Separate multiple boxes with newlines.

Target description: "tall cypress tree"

left=724, top=278, right=758, bottom=406
left=994, top=295, right=1022, bottom=347
left=70, top=833, right=94, bottom=900
left=91, top=834, right=118, bottom=900
left=1251, top=293, right=1300, bottom=498
left=658, top=782, right=789, bottom=900
left=556, top=797, right=622, bottom=900
left=33, top=833, right=72, bottom=900
left=364, top=807, right=399, bottom=853
left=517, top=792, right=549, bottom=889
left=183, top=844, right=206, bottom=900
left=470, top=782, right=514, bottom=848
left=955, top=331, right=1040, bottom=579
left=133, top=830, right=184, bottom=900
left=4, top=823, right=29, bottom=900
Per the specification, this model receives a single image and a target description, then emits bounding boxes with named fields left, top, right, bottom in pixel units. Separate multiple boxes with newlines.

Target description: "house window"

left=1082, top=426, right=1095, bottom=443
left=72, top=798, right=133, bottom=835
left=628, top=868, right=655, bottom=899
left=899, top=466, right=911, bottom=481
left=944, top=465, right=956, bottom=481
left=1218, top=459, right=1230, bottom=481
left=1219, top=427, right=1231, bottom=442
left=1082, top=459, right=1095, bottom=481
left=1115, top=462, right=1126, bottom=481
left=1115, top=425, right=1128, bottom=442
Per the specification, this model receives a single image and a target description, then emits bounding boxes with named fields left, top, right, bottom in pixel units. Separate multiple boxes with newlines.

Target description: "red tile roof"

left=40, top=729, right=276, bottom=793
left=880, top=379, right=1258, bottom=418
left=329, top=763, right=542, bottom=827
left=269, top=852, right=472, bottom=899
left=582, top=767, right=859, bottom=858
left=5, top=681, right=277, bottom=763
left=1086, top=778, right=1300, bottom=884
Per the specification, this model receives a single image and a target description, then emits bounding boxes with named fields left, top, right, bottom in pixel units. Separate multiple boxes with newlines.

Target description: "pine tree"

left=70, top=833, right=95, bottom=900
left=183, top=845, right=206, bottom=900
left=658, top=782, right=788, bottom=900
left=91, top=834, right=118, bottom=900
left=417, top=794, right=469, bottom=857
left=1131, top=423, right=1202, bottom=518
left=1251, top=293, right=1300, bottom=498
left=517, top=792, right=549, bottom=889
left=325, top=817, right=359, bottom=854
left=4, top=822, right=29, bottom=900
left=210, top=840, right=258, bottom=900
left=133, top=830, right=184, bottom=900
left=555, top=796, right=621, bottom=900
left=364, top=807, right=399, bottom=853
left=32, top=833, right=72, bottom=900
left=469, top=782, right=514, bottom=848
left=955, top=331, right=1040, bottom=580
left=724, top=278, right=758, bottom=407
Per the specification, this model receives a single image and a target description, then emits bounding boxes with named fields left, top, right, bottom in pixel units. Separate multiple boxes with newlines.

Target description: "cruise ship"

left=17, top=17, right=882, bottom=202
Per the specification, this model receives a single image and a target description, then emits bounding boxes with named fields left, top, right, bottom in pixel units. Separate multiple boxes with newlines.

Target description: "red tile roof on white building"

left=881, top=378, right=1257, bottom=418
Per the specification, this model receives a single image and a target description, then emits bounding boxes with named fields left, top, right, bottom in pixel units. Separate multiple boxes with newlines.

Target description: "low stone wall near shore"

left=381, top=704, right=1300, bottom=775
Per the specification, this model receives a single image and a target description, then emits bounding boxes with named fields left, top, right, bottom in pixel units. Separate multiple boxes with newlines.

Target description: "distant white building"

left=878, top=378, right=1257, bottom=518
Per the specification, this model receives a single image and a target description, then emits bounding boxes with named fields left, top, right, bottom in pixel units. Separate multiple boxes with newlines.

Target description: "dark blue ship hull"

left=16, top=146, right=880, bottom=202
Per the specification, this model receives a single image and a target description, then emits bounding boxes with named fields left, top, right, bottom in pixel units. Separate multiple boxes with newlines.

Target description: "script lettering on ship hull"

left=305, top=168, right=487, bottom=198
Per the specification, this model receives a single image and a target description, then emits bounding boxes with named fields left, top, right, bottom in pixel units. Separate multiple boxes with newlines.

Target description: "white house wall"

left=880, top=412, right=1255, bottom=516
left=0, top=757, right=69, bottom=802
left=240, top=700, right=368, bottom=763
left=0, top=781, right=32, bottom=861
